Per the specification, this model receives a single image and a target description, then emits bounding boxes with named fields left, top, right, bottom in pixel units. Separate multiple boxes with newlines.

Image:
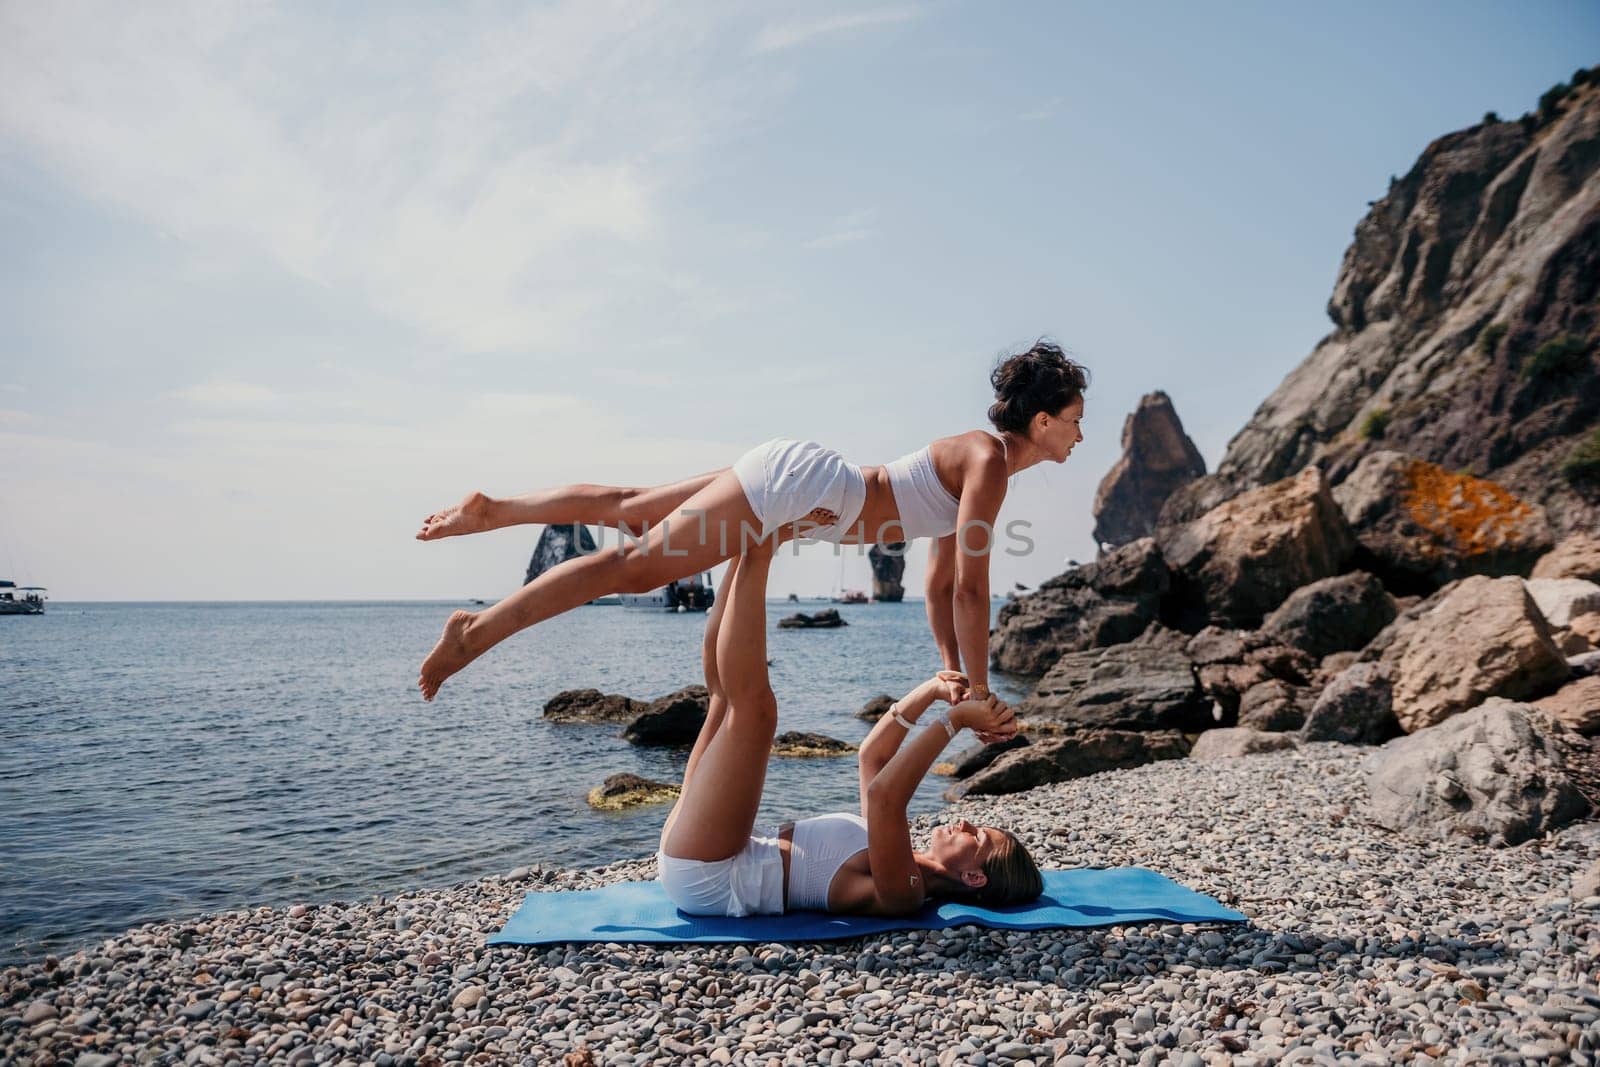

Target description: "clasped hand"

left=932, top=671, right=1019, bottom=744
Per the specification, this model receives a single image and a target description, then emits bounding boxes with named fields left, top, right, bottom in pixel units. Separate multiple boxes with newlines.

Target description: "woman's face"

left=929, top=818, right=998, bottom=887
left=1032, top=397, right=1085, bottom=462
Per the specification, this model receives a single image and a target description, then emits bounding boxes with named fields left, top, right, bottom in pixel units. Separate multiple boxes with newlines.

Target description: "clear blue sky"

left=2, top=2, right=1596, bottom=600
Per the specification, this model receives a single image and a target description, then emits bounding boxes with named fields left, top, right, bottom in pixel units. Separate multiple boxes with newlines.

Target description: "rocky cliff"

left=1092, top=391, right=1206, bottom=549
left=1167, top=67, right=1600, bottom=537
left=525, top=524, right=597, bottom=585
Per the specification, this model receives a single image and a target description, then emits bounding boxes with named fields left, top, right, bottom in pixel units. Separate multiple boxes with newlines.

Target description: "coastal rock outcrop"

left=526, top=523, right=598, bottom=585
left=1382, top=575, right=1569, bottom=732
left=1364, top=699, right=1590, bottom=845
left=949, top=729, right=1187, bottom=798
left=1534, top=676, right=1600, bottom=736
left=1091, top=391, right=1206, bottom=548
left=1020, top=645, right=1210, bottom=732
left=990, top=538, right=1169, bottom=675
left=1300, top=662, right=1400, bottom=744
left=1237, top=680, right=1311, bottom=733
left=1532, top=532, right=1600, bottom=582
left=868, top=544, right=907, bottom=603
left=856, top=694, right=896, bottom=721
left=543, top=688, right=645, bottom=723
left=1155, top=467, right=1354, bottom=629
left=1190, top=727, right=1300, bottom=761
left=1162, top=72, right=1600, bottom=540
left=1522, top=577, right=1600, bottom=629
left=947, top=735, right=1031, bottom=779
left=1332, top=452, right=1553, bottom=592
left=1260, top=571, right=1396, bottom=659
left=586, top=773, right=680, bottom=811
left=778, top=609, right=847, bottom=630
left=621, top=686, right=710, bottom=747
left=772, top=732, right=856, bottom=757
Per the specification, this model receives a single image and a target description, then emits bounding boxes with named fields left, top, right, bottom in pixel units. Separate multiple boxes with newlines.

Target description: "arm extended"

left=924, top=534, right=960, bottom=673
left=953, top=450, right=1008, bottom=695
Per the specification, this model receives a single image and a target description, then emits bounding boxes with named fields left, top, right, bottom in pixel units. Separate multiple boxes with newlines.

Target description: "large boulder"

left=1300, top=662, right=1400, bottom=744
left=990, top=538, right=1169, bottom=675
left=543, top=688, right=645, bottom=723
left=950, top=729, right=1188, bottom=798
left=1332, top=452, right=1554, bottom=593
left=948, top=734, right=1032, bottom=779
left=1383, top=575, right=1570, bottom=731
left=1534, top=676, right=1600, bottom=736
left=1364, top=699, right=1590, bottom=845
left=1020, top=644, right=1210, bottom=732
left=1155, top=466, right=1355, bottom=628
left=1522, top=577, right=1600, bottom=628
left=1237, top=680, right=1311, bottom=732
left=1532, top=533, right=1600, bottom=582
left=1190, top=728, right=1300, bottom=760
left=1092, top=391, right=1207, bottom=548
left=622, top=686, right=710, bottom=747
left=1261, top=571, right=1397, bottom=659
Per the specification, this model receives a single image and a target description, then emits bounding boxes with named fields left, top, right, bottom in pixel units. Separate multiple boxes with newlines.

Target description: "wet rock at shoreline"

left=1365, top=699, right=1590, bottom=845
left=950, top=729, right=1187, bottom=798
left=947, top=734, right=1031, bottom=779
left=777, top=608, right=847, bottom=629
left=1261, top=571, right=1396, bottom=659
left=990, top=538, right=1169, bottom=675
left=586, top=774, right=681, bottom=811
left=1189, top=727, right=1300, bottom=760
left=1333, top=452, right=1554, bottom=593
left=621, top=686, right=710, bottom=747
left=543, top=688, right=646, bottom=723
left=772, top=732, right=856, bottom=758
left=855, top=694, right=896, bottom=721
left=1020, top=645, right=1210, bottom=732
left=1155, top=467, right=1355, bottom=629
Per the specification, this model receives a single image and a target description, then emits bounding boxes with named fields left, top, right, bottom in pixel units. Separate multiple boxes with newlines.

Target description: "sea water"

left=1, top=599, right=1021, bottom=965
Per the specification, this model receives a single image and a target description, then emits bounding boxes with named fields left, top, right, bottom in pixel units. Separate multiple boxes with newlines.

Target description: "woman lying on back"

left=656, top=536, right=1043, bottom=917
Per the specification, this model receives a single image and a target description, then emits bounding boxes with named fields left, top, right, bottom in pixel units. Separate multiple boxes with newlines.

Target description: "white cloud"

left=0, top=2, right=761, bottom=354
left=752, top=7, right=921, bottom=53
left=1019, top=96, right=1065, bottom=122
left=173, top=380, right=283, bottom=410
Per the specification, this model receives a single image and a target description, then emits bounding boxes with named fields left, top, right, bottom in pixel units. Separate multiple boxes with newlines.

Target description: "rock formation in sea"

left=525, top=523, right=597, bottom=585
left=1092, top=391, right=1206, bottom=549
left=868, top=543, right=907, bottom=602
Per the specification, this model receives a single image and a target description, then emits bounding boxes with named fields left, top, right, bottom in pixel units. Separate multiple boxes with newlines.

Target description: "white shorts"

left=657, top=828, right=786, bottom=917
left=730, top=437, right=866, bottom=545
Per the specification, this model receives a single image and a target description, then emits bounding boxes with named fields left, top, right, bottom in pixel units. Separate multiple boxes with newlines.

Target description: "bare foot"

left=416, top=491, right=494, bottom=541
left=419, top=610, right=477, bottom=701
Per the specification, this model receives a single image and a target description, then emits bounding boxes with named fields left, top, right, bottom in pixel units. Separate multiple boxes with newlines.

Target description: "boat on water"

left=620, top=571, right=715, bottom=612
left=0, top=580, right=47, bottom=615
left=831, top=589, right=869, bottom=604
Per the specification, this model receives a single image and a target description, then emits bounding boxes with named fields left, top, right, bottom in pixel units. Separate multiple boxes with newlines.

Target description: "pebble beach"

left=4, top=742, right=1597, bottom=1066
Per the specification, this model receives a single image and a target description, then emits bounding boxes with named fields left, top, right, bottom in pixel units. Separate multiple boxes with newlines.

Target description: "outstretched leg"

left=418, top=468, right=765, bottom=700
left=416, top=469, right=723, bottom=541
left=659, top=539, right=777, bottom=863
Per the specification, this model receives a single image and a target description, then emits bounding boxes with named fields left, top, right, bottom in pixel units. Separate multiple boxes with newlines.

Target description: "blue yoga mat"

left=488, top=867, right=1246, bottom=945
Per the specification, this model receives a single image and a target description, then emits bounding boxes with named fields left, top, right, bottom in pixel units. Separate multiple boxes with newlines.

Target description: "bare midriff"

left=838, top=465, right=907, bottom=545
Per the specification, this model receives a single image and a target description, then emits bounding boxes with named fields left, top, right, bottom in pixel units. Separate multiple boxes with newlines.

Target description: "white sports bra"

left=786, top=812, right=870, bottom=911
left=882, top=432, right=1007, bottom=540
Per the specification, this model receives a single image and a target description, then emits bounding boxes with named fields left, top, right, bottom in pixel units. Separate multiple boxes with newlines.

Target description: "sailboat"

left=829, top=554, right=870, bottom=604
left=0, top=579, right=47, bottom=615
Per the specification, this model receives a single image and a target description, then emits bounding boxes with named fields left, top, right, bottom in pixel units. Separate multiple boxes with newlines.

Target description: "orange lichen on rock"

left=1400, top=459, right=1543, bottom=558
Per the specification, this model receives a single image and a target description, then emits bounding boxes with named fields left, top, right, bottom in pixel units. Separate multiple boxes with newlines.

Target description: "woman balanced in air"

left=657, top=535, right=1042, bottom=916
left=416, top=341, right=1088, bottom=701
